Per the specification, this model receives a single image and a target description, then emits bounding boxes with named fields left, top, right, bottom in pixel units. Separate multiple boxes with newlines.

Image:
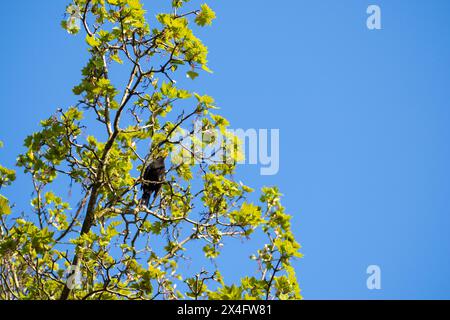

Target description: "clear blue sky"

left=1, top=0, right=450, bottom=299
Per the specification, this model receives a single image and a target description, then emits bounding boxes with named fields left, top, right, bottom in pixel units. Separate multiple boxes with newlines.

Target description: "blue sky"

left=1, top=0, right=450, bottom=299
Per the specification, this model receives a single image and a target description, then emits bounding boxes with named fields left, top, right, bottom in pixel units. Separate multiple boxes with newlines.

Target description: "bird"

left=141, top=156, right=166, bottom=207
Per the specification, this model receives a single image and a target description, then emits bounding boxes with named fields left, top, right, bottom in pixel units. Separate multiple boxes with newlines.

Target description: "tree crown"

left=0, top=0, right=302, bottom=300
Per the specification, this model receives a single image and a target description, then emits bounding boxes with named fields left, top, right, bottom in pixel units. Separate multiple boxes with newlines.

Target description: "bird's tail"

left=141, top=192, right=150, bottom=207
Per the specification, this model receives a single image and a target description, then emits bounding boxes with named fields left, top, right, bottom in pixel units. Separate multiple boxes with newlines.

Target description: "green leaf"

left=86, top=35, right=101, bottom=47
left=0, top=195, right=11, bottom=215
left=202, top=64, right=214, bottom=73
left=203, top=244, right=220, bottom=258
left=186, top=71, right=199, bottom=80
left=111, top=54, right=123, bottom=64
left=195, top=4, right=216, bottom=27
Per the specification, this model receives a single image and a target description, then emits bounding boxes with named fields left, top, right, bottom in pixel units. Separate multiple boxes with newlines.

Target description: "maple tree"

left=0, top=0, right=302, bottom=300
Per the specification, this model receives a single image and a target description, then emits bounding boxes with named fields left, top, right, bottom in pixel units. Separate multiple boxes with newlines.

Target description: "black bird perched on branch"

left=141, top=156, right=166, bottom=207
